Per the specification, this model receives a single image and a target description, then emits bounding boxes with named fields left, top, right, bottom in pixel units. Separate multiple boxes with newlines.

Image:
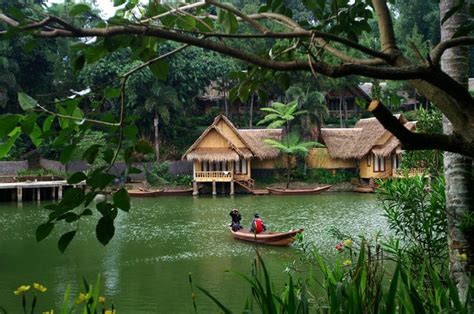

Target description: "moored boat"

left=128, top=189, right=163, bottom=197
left=229, top=227, right=303, bottom=246
left=266, top=185, right=332, bottom=195
left=352, top=186, right=375, bottom=193
left=160, top=188, right=194, bottom=195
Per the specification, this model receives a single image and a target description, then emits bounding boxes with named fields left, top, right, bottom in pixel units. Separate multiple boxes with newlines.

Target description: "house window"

left=215, top=161, right=221, bottom=171
left=209, top=162, right=214, bottom=171
left=202, top=161, right=208, bottom=171
left=373, top=154, right=385, bottom=172
left=391, top=154, right=400, bottom=170
left=367, top=154, right=371, bottom=167
left=222, top=161, right=227, bottom=171
left=241, top=159, right=247, bottom=174
left=234, top=160, right=241, bottom=173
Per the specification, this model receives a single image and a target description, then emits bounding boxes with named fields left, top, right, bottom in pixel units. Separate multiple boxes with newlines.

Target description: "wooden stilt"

left=230, top=180, right=234, bottom=196
left=36, top=188, right=41, bottom=202
left=212, top=180, right=217, bottom=196
left=58, top=186, right=63, bottom=200
left=192, top=181, right=198, bottom=196
left=17, top=187, right=22, bottom=202
left=52, top=187, right=57, bottom=200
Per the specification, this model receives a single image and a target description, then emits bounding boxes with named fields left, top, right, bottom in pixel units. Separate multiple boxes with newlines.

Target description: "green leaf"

left=96, top=216, right=115, bottom=246
left=104, top=87, right=121, bottom=100
left=102, top=149, right=115, bottom=164
left=18, top=92, right=38, bottom=111
left=69, top=3, right=91, bottom=16
left=149, top=59, right=169, bottom=81
left=29, top=124, right=43, bottom=147
left=72, top=54, right=86, bottom=73
left=113, top=188, right=130, bottom=212
left=87, top=170, right=115, bottom=190
left=58, top=231, right=77, bottom=253
left=0, top=130, right=20, bottom=159
left=59, top=144, right=76, bottom=164
left=42, top=115, right=55, bottom=133
left=68, top=172, right=87, bottom=184
left=0, top=114, right=19, bottom=138
left=82, top=144, right=102, bottom=164
left=36, top=223, right=54, bottom=242
left=114, top=0, right=126, bottom=6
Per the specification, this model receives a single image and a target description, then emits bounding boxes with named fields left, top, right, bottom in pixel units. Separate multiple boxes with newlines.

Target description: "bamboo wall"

left=306, top=148, right=357, bottom=169
left=359, top=155, right=393, bottom=179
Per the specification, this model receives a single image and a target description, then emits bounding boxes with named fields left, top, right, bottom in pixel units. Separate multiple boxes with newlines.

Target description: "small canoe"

left=128, top=189, right=163, bottom=197
left=229, top=227, right=304, bottom=246
left=267, top=185, right=332, bottom=195
left=160, top=188, right=193, bottom=196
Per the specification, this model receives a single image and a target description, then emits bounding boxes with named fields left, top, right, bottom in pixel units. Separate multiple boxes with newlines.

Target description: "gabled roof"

left=238, top=129, right=282, bottom=159
left=182, top=115, right=257, bottom=161
left=321, top=115, right=414, bottom=159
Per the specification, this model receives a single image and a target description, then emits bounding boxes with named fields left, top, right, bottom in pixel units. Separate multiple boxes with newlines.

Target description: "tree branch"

left=431, top=36, right=474, bottom=65
left=205, top=0, right=269, bottom=34
left=372, top=0, right=398, bottom=53
left=368, top=100, right=474, bottom=157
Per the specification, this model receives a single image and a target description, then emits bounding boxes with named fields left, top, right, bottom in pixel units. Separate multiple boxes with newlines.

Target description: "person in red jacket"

left=250, top=213, right=266, bottom=234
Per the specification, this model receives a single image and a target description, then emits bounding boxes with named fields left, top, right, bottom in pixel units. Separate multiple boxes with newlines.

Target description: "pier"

left=0, top=181, right=84, bottom=202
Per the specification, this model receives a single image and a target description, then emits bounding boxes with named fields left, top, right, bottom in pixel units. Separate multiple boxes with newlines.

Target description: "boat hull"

left=128, top=188, right=193, bottom=197
left=266, top=185, right=332, bottom=195
left=229, top=228, right=303, bottom=246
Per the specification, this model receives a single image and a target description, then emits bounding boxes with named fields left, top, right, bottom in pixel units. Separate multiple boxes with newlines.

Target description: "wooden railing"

left=195, top=171, right=232, bottom=181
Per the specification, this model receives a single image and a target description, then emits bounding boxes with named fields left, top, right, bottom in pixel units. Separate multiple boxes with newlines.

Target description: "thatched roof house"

left=182, top=115, right=282, bottom=162
left=321, top=115, right=415, bottom=160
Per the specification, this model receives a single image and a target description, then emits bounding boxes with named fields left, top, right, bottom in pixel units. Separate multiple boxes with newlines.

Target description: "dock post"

left=52, top=187, right=57, bottom=200
left=230, top=180, right=234, bottom=196
left=17, top=187, right=22, bottom=202
left=192, top=181, right=199, bottom=196
left=36, top=188, right=41, bottom=203
left=58, top=186, right=63, bottom=200
left=212, top=180, right=217, bottom=196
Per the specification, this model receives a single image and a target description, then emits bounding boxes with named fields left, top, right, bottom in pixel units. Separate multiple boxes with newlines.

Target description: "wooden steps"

left=235, top=179, right=267, bottom=195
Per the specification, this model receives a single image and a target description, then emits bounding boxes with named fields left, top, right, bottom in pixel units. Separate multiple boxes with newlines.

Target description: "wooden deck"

left=0, top=180, right=85, bottom=202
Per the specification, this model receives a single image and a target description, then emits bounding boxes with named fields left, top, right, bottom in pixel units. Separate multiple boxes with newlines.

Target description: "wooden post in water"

left=212, top=180, right=217, bottom=196
left=52, top=187, right=57, bottom=200
left=17, top=187, right=22, bottom=202
left=230, top=180, right=234, bottom=196
left=36, top=188, right=41, bottom=203
left=58, top=185, right=63, bottom=200
left=192, top=181, right=198, bottom=196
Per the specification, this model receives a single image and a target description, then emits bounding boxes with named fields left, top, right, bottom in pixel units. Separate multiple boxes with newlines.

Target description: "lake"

left=0, top=192, right=388, bottom=313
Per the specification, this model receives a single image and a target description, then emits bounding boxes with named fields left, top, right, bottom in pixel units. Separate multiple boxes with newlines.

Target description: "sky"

left=47, top=0, right=118, bottom=18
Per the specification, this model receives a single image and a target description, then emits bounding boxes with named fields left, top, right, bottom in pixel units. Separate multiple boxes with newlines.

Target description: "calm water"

left=0, top=192, right=387, bottom=313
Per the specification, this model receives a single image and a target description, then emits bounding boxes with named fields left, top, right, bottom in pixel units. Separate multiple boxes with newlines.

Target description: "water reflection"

left=0, top=192, right=386, bottom=313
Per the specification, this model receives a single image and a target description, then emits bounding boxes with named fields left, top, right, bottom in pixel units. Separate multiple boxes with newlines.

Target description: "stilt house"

left=182, top=115, right=281, bottom=195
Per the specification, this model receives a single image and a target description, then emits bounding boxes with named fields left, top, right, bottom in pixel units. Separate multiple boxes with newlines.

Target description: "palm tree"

left=264, top=132, right=321, bottom=188
left=285, top=86, right=329, bottom=140
left=256, top=100, right=306, bottom=133
left=140, top=84, right=182, bottom=162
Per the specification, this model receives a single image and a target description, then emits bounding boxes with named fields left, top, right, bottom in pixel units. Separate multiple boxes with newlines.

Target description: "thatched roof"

left=320, top=128, right=363, bottom=159
left=371, top=121, right=416, bottom=157
left=186, top=148, right=241, bottom=161
left=321, top=115, right=414, bottom=159
left=183, top=115, right=259, bottom=161
left=238, top=129, right=282, bottom=159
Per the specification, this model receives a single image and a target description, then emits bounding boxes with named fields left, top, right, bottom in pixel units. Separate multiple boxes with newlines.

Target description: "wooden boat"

left=160, top=188, right=193, bottom=196
left=128, top=189, right=163, bottom=197
left=352, top=186, right=375, bottom=193
left=266, top=185, right=332, bottom=195
left=229, top=227, right=304, bottom=246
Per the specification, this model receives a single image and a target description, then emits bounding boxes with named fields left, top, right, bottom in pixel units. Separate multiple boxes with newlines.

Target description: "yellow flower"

left=342, top=259, right=352, bottom=267
left=343, top=239, right=353, bottom=247
left=14, top=285, right=30, bottom=295
left=458, top=253, right=468, bottom=262
left=76, top=292, right=91, bottom=304
left=33, top=282, right=47, bottom=293
left=98, top=296, right=106, bottom=304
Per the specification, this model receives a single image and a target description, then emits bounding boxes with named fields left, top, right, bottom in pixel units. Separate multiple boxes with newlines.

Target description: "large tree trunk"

left=440, top=0, right=473, bottom=302
left=154, top=114, right=160, bottom=163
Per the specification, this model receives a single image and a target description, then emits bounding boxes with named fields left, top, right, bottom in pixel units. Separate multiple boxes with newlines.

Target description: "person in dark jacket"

left=249, top=213, right=266, bottom=234
left=229, top=208, right=242, bottom=231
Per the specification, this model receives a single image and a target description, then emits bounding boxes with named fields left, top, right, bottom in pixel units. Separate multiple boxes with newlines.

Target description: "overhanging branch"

left=368, top=100, right=474, bottom=157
